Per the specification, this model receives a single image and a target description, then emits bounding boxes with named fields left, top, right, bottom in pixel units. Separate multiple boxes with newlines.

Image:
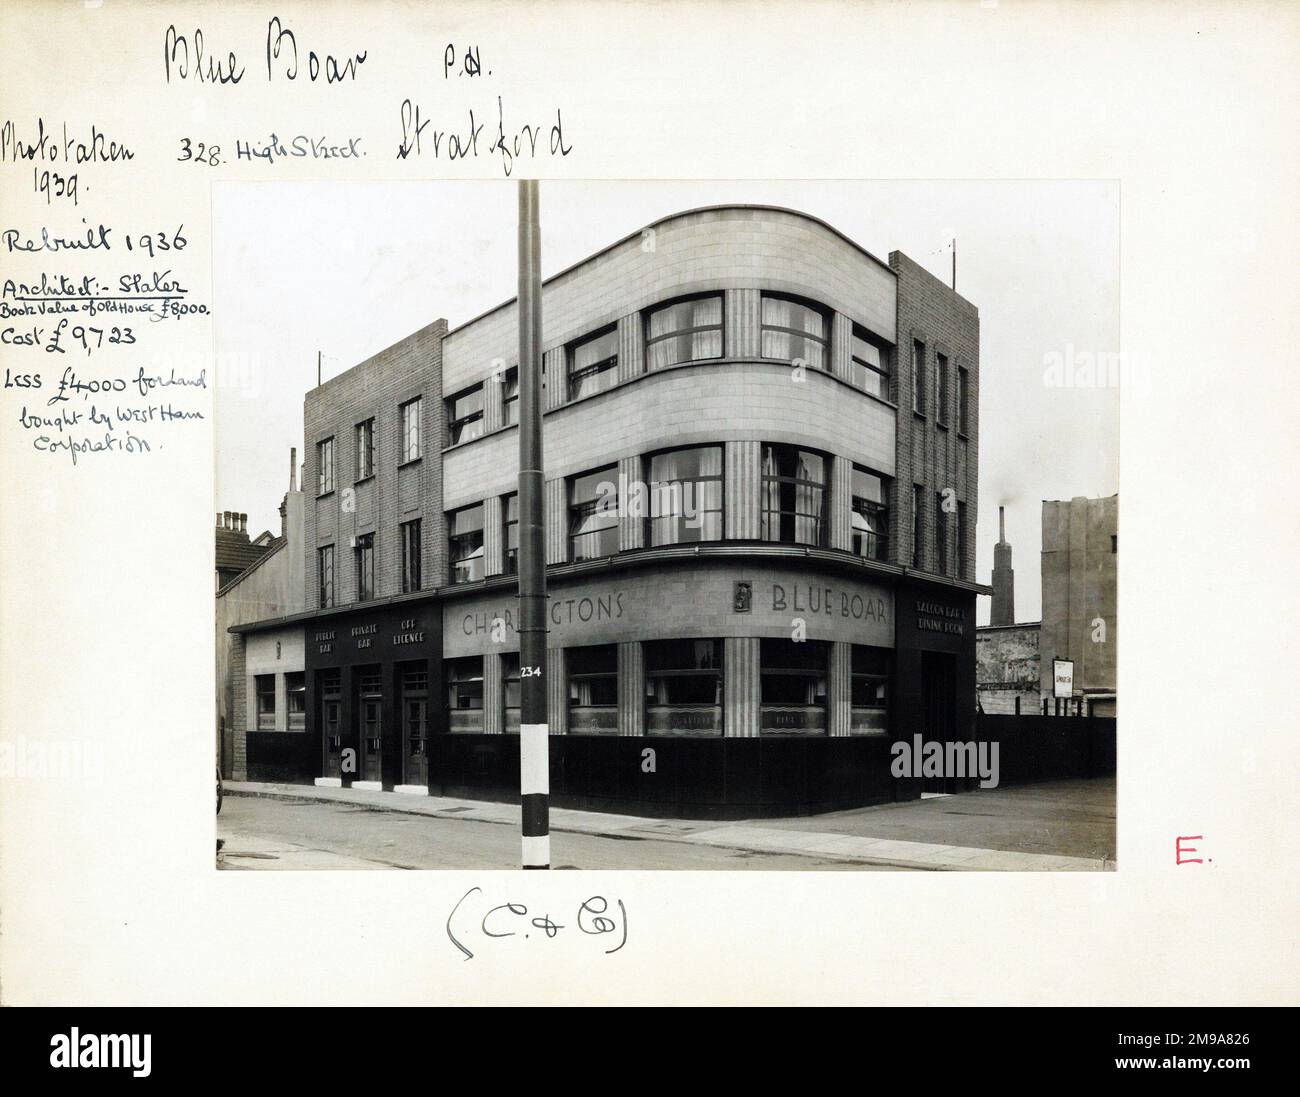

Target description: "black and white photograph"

left=1, top=0, right=1294, bottom=1049
left=213, top=180, right=1119, bottom=871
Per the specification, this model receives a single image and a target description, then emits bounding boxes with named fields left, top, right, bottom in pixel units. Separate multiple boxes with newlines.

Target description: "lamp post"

left=517, top=179, right=549, bottom=870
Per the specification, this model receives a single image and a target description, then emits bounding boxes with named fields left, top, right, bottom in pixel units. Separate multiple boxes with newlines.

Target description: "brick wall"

left=889, top=251, right=980, bottom=582
left=303, top=319, right=448, bottom=611
left=229, top=634, right=247, bottom=780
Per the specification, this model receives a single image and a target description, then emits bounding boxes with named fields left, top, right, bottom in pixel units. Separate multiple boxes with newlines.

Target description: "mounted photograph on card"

left=211, top=180, right=1118, bottom=871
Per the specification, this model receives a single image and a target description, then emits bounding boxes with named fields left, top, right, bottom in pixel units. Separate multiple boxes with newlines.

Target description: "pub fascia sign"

left=315, top=617, right=424, bottom=654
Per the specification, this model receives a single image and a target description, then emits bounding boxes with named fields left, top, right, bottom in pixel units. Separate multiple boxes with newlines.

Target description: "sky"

left=212, top=180, right=1119, bottom=624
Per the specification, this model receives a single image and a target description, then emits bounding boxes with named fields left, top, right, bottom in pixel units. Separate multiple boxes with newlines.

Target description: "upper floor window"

left=957, top=366, right=970, bottom=435
left=648, top=445, right=723, bottom=545
left=354, top=532, right=375, bottom=601
left=956, top=500, right=968, bottom=576
left=851, top=326, right=890, bottom=400
left=645, top=295, right=723, bottom=371
left=935, top=352, right=950, bottom=427
left=569, top=467, right=619, bottom=561
left=500, top=368, right=520, bottom=425
left=317, top=437, right=334, bottom=495
left=318, top=544, right=335, bottom=608
left=400, top=397, right=423, bottom=462
left=911, top=484, right=924, bottom=568
left=934, top=493, right=950, bottom=575
left=761, top=295, right=828, bottom=370
left=502, top=492, right=519, bottom=576
left=355, top=418, right=375, bottom=480
left=760, top=443, right=826, bottom=547
left=448, top=504, right=484, bottom=584
left=912, top=340, right=926, bottom=415
left=851, top=466, right=889, bottom=561
left=568, top=328, right=619, bottom=401
left=400, top=518, right=422, bottom=593
left=446, top=386, right=483, bottom=446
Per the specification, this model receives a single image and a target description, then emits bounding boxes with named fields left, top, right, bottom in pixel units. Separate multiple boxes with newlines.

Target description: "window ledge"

left=354, top=475, right=375, bottom=486
left=316, top=491, right=335, bottom=501
left=398, top=457, right=423, bottom=469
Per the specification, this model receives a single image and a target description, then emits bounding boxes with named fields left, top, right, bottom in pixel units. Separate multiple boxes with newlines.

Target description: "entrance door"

left=358, top=668, right=383, bottom=783
left=320, top=669, right=343, bottom=779
left=921, top=652, right=959, bottom=793
left=401, top=665, right=429, bottom=787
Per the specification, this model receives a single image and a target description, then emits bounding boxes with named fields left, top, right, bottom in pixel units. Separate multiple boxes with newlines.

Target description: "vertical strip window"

left=935, top=353, right=949, bottom=426
left=318, top=544, right=334, bottom=607
left=400, top=518, right=421, bottom=593
left=400, top=397, right=422, bottom=462
left=502, top=493, right=519, bottom=575
left=317, top=437, right=334, bottom=495
left=355, top=532, right=374, bottom=601
left=912, top=341, right=926, bottom=415
left=355, top=418, right=375, bottom=480
left=912, top=484, right=924, bottom=568
left=934, top=493, right=949, bottom=575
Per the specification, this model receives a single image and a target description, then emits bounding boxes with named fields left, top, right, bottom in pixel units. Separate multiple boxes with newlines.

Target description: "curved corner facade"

left=235, top=206, right=985, bottom=816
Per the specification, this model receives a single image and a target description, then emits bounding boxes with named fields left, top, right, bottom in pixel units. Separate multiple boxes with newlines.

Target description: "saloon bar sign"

left=915, top=599, right=967, bottom=636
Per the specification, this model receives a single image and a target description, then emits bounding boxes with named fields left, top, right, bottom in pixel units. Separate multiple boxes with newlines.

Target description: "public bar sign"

left=1052, top=658, right=1075, bottom=699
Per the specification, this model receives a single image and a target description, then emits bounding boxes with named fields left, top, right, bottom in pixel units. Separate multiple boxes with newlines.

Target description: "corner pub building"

left=230, top=205, right=987, bottom=817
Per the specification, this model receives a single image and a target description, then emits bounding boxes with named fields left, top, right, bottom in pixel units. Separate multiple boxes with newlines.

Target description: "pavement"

left=219, top=777, right=1116, bottom=872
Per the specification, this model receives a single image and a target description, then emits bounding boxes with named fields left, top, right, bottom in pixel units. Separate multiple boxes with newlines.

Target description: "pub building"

left=229, top=205, right=987, bottom=816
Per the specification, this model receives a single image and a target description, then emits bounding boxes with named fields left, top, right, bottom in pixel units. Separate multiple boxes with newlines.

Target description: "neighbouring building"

left=229, top=205, right=988, bottom=814
left=1040, top=494, right=1117, bottom=715
left=976, top=493, right=1117, bottom=717
left=216, top=452, right=305, bottom=776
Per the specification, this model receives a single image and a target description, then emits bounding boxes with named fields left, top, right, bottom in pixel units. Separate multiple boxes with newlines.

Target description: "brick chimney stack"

left=990, top=505, right=1015, bottom=626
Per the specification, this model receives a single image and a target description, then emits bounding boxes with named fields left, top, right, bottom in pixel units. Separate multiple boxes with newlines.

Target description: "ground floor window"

left=850, top=645, right=890, bottom=735
left=760, top=638, right=828, bottom=735
left=446, top=657, right=484, bottom=733
left=645, top=638, right=722, bottom=736
left=568, top=644, right=618, bottom=734
left=285, top=672, right=306, bottom=730
left=255, top=674, right=276, bottom=730
left=503, top=652, right=521, bottom=734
